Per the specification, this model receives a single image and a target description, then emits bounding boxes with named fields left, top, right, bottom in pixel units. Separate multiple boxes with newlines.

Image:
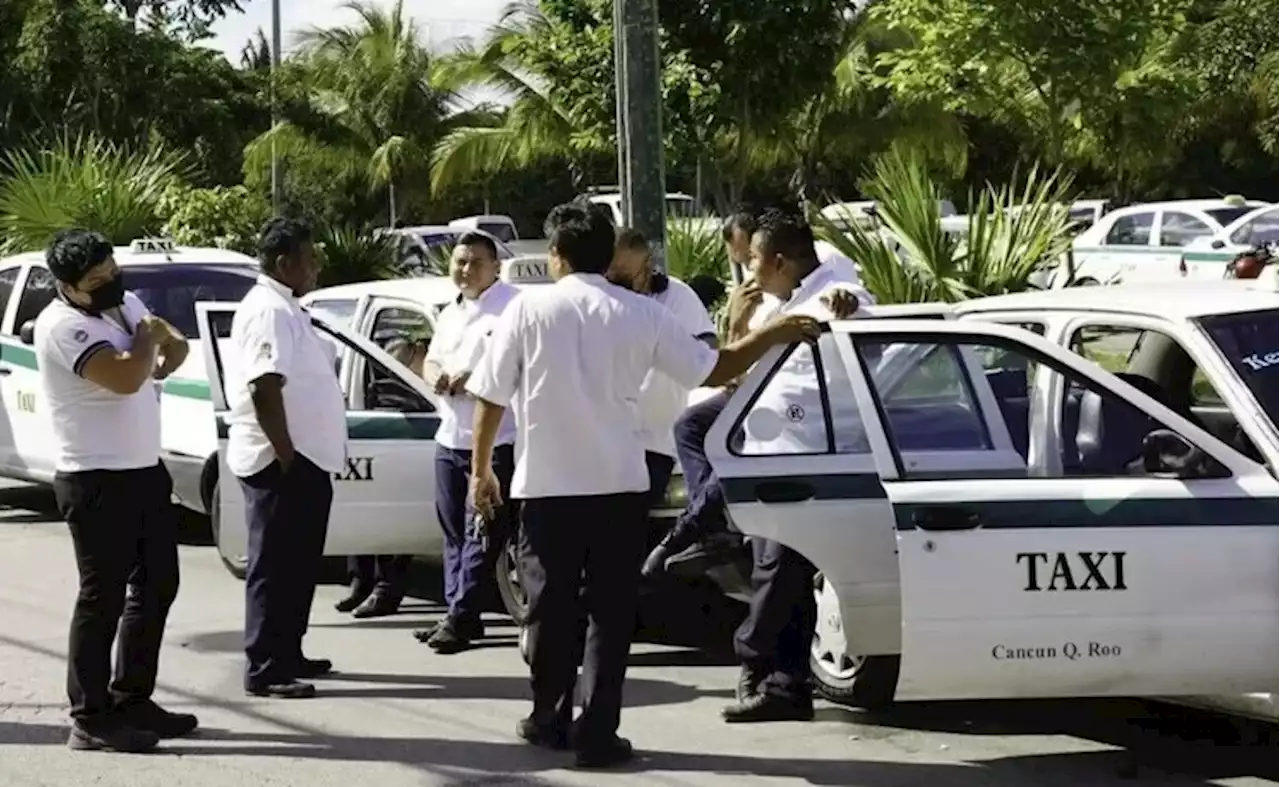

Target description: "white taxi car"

left=1063, top=197, right=1267, bottom=286
left=1178, top=204, right=1278, bottom=278
left=761, top=282, right=1276, bottom=717
left=0, top=239, right=259, bottom=506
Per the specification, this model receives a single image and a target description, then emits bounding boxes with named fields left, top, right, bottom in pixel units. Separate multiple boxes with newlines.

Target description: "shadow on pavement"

left=0, top=483, right=59, bottom=522
left=0, top=719, right=1264, bottom=786
left=311, top=670, right=705, bottom=708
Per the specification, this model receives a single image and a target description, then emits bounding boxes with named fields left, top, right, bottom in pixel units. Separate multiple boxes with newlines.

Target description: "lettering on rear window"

left=1240, top=351, right=1279, bottom=371
left=1015, top=551, right=1127, bottom=592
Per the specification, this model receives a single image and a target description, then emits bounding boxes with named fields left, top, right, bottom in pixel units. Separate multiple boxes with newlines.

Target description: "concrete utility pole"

left=615, top=0, right=667, bottom=271
left=270, top=0, right=284, bottom=213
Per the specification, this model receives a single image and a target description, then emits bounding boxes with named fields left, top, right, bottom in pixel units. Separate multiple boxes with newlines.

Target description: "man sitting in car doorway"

left=642, top=207, right=869, bottom=579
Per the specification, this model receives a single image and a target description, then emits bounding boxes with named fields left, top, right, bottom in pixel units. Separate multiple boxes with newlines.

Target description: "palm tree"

left=429, top=2, right=605, bottom=195
left=240, top=28, right=271, bottom=72
left=243, top=0, right=459, bottom=225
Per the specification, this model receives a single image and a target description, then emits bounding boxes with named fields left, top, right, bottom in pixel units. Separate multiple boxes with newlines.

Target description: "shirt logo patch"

left=73, top=329, right=88, bottom=343
left=785, top=404, right=805, bottom=422
left=257, top=341, right=273, bottom=361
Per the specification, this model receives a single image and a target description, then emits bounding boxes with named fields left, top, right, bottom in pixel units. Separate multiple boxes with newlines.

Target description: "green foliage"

left=315, top=225, right=405, bottom=287
left=665, top=220, right=726, bottom=283
left=0, top=134, right=188, bottom=253
left=160, top=184, right=270, bottom=254
left=813, top=150, right=1078, bottom=304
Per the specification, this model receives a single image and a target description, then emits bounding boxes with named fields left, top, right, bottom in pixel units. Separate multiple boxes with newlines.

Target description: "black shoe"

left=245, top=681, right=317, bottom=699
left=116, top=700, right=198, bottom=739
left=721, top=692, right=814, bottom=723
left=335, top=583, right=372, bottom=613
left=736, top=667, right=765, bottom=704
left=428, top=618, right=482, bottom=654
left=67, top=719, right=159, bottom=752
left=352, top=590, right=402, bottom=619
left=412, top=621, right=444, bottom=643
left=297, top=658, right=334, bottom=679
left=516, top=717, right=570, bottom=750
left=575, top=735, right=634, bottom=769
left=666, top=533, right=742, bottom=578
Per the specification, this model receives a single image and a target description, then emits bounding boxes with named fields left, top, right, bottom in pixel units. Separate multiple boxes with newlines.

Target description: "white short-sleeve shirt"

left=466, top=273, right=718, bottom=499
left=35, top=292, right=162, bottom=472
left=426, top=280, right=519, bottom=451
left=639, top=275, right=717, bottom=458
left=225, top=275, right=347, bottom=477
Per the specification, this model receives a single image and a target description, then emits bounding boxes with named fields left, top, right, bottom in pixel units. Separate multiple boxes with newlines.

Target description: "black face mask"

left=84, top=273, right=126, bottom=312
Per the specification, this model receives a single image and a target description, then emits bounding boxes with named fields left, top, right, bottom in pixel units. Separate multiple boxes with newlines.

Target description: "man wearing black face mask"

left=36, top=229, right=193, bottom=753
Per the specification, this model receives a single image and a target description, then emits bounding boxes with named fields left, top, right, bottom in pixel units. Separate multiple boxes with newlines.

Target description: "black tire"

left=495, top=529, right=528, bottom=625
left=202, top=459, right=247, bottom=580
left=809, top=575, right=899, bottom=710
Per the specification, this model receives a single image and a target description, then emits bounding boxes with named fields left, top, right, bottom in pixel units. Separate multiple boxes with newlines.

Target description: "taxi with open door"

left=707, top=315, right=1276, bottom=715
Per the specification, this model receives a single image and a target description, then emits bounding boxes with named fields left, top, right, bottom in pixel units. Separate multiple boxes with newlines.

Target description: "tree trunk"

left=388, top=182, right=398, bottom=228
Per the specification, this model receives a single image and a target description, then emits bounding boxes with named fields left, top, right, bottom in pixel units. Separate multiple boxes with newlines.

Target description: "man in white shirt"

left=465, top=202, right=819, bottom=768
left=607, top=228, right=718, bottom=505
left=38, top=229, right=194, bottom=753
left=414, top=232, right=519, bottom=653
left=226, top=218, right=348, bottom=700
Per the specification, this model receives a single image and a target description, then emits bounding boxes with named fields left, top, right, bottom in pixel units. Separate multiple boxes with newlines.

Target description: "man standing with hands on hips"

left=39, top=229, right=195, bottom=753
left=466, top=202, right=821, bottom=768
left=413, top=232, right=519, bottom=653
left=226, top=217, right=347, bottom=700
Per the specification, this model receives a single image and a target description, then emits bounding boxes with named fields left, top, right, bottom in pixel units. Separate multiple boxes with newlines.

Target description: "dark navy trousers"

left=670, top=390, right=732, bottom=542
left=733, top=538, right=817, bottom=700
left=240, top=454, right=332, bottom=688
left=435, top=443, right=515, bottom=625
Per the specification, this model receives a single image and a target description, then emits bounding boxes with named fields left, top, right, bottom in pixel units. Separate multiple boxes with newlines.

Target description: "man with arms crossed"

left=466, top=202, right=820, bottom=768
left=227, top=218, right=347, bottom=699
left=38, top=229, right=194, bottom=752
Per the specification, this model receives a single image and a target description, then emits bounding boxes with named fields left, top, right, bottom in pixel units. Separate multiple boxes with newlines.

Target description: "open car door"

left=708, top=320, right=1277, bottom=703
left=195, top=302, right=445, bottom=575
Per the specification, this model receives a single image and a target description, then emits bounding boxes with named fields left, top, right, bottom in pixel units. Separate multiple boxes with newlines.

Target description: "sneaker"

left=296, top=657, right=334, bottom=679
left=736, top=666, right=766, bottom=704
left=516, top=717, right=570, bottom=750
left=245, top=680, right=317, bottom=699
left=116, top=700, right=198, bottom=739
left=67, top=718, right=160, bottom=752
left=352, top=590, right=402, bottom=619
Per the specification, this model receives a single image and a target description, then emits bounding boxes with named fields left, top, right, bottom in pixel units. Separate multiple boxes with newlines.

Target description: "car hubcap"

left=810, top=578, right=864, bottom=681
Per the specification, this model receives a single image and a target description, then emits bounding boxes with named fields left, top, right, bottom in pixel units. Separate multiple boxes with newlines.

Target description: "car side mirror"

left=1211, top=239, right=1226, bottom=249
left=1141, top=429, right=1228, bottom=479
left=19, top=320, right=35, bottom=346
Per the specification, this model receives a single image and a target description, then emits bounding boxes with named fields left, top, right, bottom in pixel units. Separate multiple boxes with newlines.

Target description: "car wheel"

left=202, top=461, right=247, bottom=580
left=495, top=529, right=529, bottom=624
left=809, top=573, right=899, bottom=709
left=518, top=626, right=532, bottom=666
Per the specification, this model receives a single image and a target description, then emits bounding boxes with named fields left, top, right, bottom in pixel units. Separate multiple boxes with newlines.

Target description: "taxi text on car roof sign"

left=502, top=257, right=553, bottom=285
left=130, top=237, right=176, bottom=254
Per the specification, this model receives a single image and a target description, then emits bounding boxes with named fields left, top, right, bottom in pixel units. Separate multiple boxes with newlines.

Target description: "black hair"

left=687, top=274, right=726, bottom=309
left=46, top=228, right=113, bottom=285
left=754, top=207, right=819, bottom=266
left=543, top=202, right=615, bottom=275
left=615, top=227, right=649, bottom=252
left=258, top=217, right=313, bottom=272
left=456, top=230, right=499, bottom=261
left=721, top=207, right=758, bottom=242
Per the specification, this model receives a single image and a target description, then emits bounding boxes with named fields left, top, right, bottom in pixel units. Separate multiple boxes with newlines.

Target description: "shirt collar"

left=257, top=274, right=301, bottom=308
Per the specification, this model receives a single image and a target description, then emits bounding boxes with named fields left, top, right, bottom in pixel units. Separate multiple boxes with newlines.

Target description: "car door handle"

left=912, top=505, right=982, bottom=531
left=755, top=481, right=815, bottom=504
left=0, top=367, right=11, bottom=376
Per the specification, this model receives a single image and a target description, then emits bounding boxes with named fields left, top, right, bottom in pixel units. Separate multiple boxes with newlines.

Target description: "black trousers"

left=644, top=451, right=675, bottom=507
left=56, top=464, right=180, bottom=722
left=346, top=554, right=411, bottom=596
left=436, top=444, right=515, bottom=624
left=519, top=493, right=648, bottom=746
left=239, top=454, right=333, bottom=688
left=733, top=538, right=817, bottom=700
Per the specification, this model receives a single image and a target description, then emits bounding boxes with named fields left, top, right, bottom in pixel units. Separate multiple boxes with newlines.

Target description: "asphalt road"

left=0, top=481, right=1273, bottom=787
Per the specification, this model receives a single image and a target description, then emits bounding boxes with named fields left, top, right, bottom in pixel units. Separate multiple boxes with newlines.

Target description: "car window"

left=853, top=334, right=1231, bottom=480
left=308, top=298, right=360, bottom=330
left=1105, top=213, right=1154, bottom=246
left=1158, top=212, right=1214, bottom=248
left=478, top=223, right=516, bottom=243
left=1069, top=326, right=1142, bottom=375
left=1198, top=309, right=1278, bottom=428
left=1230, top=210, right=1279, bottom=247
left=126, top=264, right=257, bottom=338
left=732, top=333, right=869, bottom=456
left=873, top=343, right=994, bottom=453
left=1206, top=207, right=1256, bottom=226
left=363, top=305, right=433, bottom=413
left=0, top=266, right=21, bottom=327
left=314, top=318, right=433, bottom=414
left=10, top=267, right=56, bottom=335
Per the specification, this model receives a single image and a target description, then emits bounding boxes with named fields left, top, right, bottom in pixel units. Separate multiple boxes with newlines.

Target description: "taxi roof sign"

left=129, top=237, right=176, bottom=254
left=502, top=256, right=553, bottom=285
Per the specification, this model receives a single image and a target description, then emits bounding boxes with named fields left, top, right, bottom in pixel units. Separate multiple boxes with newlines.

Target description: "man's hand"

left=821, top=289, right=860, bottom=320
left=762, top=314, right=822, bottom=346
left=132, top=315, right=159, bottom=358
left=725, top=281, right=763, bottom=336
left=447, top=371, right=471, bottom=397
left=469, top=465, right=502, bottom=522
left=432, top=373, right=452, bottom=395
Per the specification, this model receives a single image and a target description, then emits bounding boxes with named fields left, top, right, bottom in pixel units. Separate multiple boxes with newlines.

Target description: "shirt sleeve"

left=651, top=305, right=718, bottom=390
left=237, top=307, right=296, bottom=384
left=465, top=299, right=522, bottom=407
left=41, top=315, right=117, bottom=378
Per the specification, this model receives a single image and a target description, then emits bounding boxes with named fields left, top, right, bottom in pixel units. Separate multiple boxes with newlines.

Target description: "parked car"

left=1178, top=204, right=1279, bottom=279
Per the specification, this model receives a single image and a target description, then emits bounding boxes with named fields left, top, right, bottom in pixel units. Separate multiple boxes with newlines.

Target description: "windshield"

left=1197, top=309, right=1278, bottom=427
left=1207, top=207, right=1256, bottom=226
left=128, top=264, right=258, bottom=339
left=666, top=198, right=699, bottom=219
